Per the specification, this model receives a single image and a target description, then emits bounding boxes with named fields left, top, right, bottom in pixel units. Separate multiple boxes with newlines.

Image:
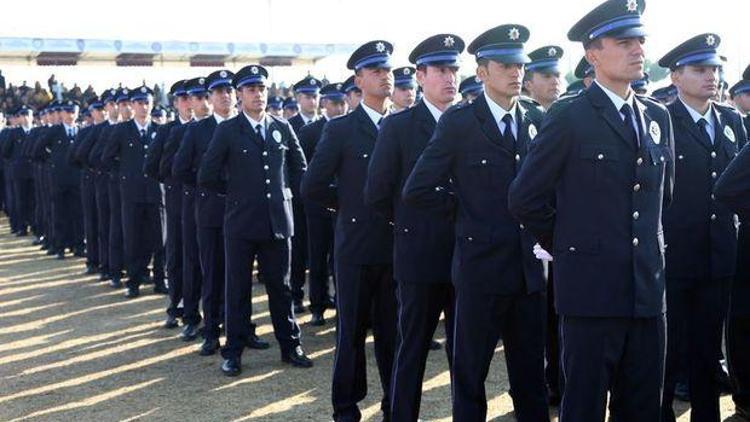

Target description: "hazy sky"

left=1, top=0, right=747, bottom=91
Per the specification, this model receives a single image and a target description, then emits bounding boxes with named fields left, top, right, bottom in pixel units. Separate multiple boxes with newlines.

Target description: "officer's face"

left=346, top=91, right=362, bottom=110
left=586, top=37, right=645, bottom=84
left=267, top=106, right=283, bottom=118
left=190, top=94, right=211, bottom=118
left=478, top=61, right=524, bottom=100
left=322, top=98, right=347, bottom=119
left=355, top=67, right=393, bottom=99
left=174, top=95, right=192, bottom=120
left=18, top=112, right=31, bottom=127
left=672, top=65, right=719, bottom=102
left=62, top=110, right=77, bottom=125
left=132, top=98, right=153, bottom=121
left=105, top=102, right=117, bottom=120
left=393, top=86, right=417, bottom=109
left=296, top=93, right=319, bottom=115
left=91, top=109, right=105, bottom=123
left=152, top=115, right=166, bottom=125
left=734, top=92, right=750, bottom=114
left=118, top=101, right=132, bottom=120
left=283, top=107, right=298, bottom=119
left=210, top=86, right=235, bottom=116
left=524, top=71, right=561, bottom=104
left=417, top=65, right=458, bottom=107
left=238, top=85, right=267, bottom=115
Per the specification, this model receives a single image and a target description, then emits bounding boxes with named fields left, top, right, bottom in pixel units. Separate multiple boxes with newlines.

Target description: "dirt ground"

left=0, top=216, right=742, bottom=421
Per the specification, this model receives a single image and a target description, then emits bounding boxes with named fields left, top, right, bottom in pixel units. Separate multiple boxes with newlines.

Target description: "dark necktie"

left=376, top=117, right=383, bottom=129
left=620, top=104, right=639, bottom=148
left=697, top=118, right=713, bottom=146
left=501, top=113, right=515, bottom=146
left=140, top=128, right=146, bottom=141
left=255, top=124, right=264, bottom=142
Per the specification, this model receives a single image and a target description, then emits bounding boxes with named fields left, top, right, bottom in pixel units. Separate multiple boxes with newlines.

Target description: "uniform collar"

left=422, top=97, right=445, bottom=123
left=678, top=97, right=714, bottom=127
left=483, top=91, right=517, bottom=126
left=214, top=113, right=228, bottom=125
left=360, top=101, right=387, bottom=128
left=594, top=80, right=635, bottom=113
left=134, top=119, right=150, bottom=133
left=243, top=111, right=268, bottom=129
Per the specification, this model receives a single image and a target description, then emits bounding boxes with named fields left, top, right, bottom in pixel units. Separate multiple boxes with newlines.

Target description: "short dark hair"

left=585, top=38, right=604, bottom=51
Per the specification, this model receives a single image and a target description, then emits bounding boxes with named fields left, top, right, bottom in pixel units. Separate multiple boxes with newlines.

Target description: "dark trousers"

left=560, top=315, right=665, bottom=422
left=12, top=177, right=34, bottom=233
left=546, top=267, right=561, bottom=397
left=307, top=213, right=335, bottom=313
left=727, top=316, right=750, bottom=409
left=43, top=170, right=55, bottom=246
left=181, top=187, right=202, bottom=324
left=81, top=176, right=99, bottom=268
left=332, top=262, right=397, bottom=422
left=52, top=184, right=83, bottom=251
left=108, top=180, right=124, bottom=276
left=164, top=185, right=183, bottom=318
left=3, top=169, right=16, bottom=230
left=390, top=281, right=454, bottom=422
left=663, top=279, right=728, bottom=422
left=290, top=198, right=308, bottom=304
left=34, top=171, right=45, bottom=236
left=221, top=237, right=300, bottom=359
left=121, top=199, right=161, bottom=286
left=94, top=178, right=109, bottom=274
left=453, top=289, right=548, bottom=422
left=198, top=225, right=224, bottom=340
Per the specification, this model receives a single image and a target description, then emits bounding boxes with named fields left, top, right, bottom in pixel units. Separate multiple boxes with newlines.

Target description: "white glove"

left=533, top=243, right=553, bottom=262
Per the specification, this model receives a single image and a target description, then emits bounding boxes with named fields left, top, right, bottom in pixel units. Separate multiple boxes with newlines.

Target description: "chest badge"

left=272, top=130, right=282, bottom=143
left=528, top=124, right=537, bottom=140
left=724, top=126, right=736, bottom=143
left=649, top=121, right=661, bottom=144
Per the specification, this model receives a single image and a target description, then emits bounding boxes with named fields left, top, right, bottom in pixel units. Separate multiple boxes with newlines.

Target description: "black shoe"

left=73, top=248, right=85, bottom=258
left=282, top=345, right=313, bottom=368
left=16, top=230, right=28, bottom=237
left=31, top=237, right=43, bottom=246
left=718, top=362, right=733, bottom=395
left=45, top=247, right=56, bottom=255
left=56, top=250, right=65, bottom=260
left=548, top=388, right=561, bottom=407
left=674, top=381, right=690, bottom=402
left=181, top=323, right=201, bottom=341
left=99, top=272, right=112, bottom=281
left=293, top=302, right=307, bottom=314
left=110, top=277, right=123, bottom=289
left=200, top=338, right=220, bottom=356
left=153, top=283, right=168, bottom=295
left=84, top=266, right=98, bottom=275
left=325, top=297, right=336, bottom=310
left=736, top=403, right=750, bottom=421
left=246, top=334, right=270, bottom=350
left=124, top=286, right=140, bottom=298
left=164, top=315, right=179, bottom=329
left=310, top=312, right=326, bottom=326
left=221, top=357, right=241, bottom=377
left=41, top=242, right=50, bottom=251
left=429, top=340, right=442, bottom=351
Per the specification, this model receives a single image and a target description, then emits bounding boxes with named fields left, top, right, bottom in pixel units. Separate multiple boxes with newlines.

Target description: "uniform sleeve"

left=401, top=114, right=457, bottom=212
left=285, top=122, right=307, bottom=198
left=159, top=126, right=181, bottom=181
left=364, top=116, right=400, bottom=221
left=197, top=123, right=229, bottom=193
left=662, top=110, right=676, bottom=208
left=1, top=130, right=15, bottom=158
left=300, top=121, right=341, bottom=209
left=172, top=124, right=196, bottom=184
left=144, top=124, right=167, bottom=181
left=100, top=125, right=120, bottom=170
left=74, top=126, right=98, bottom=168
left=31, top=128, right=53, bottom=161
left=714, top=120, right=750, bottom=213
left=67, top=128, right=87, bottom=167
left=508, top=106, right=574, bottom=250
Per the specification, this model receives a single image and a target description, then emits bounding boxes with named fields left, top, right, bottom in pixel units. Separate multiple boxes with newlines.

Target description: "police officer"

left=2, top=106, right=35, bottom=238
left=365, top=33, right=463, bottom=421
left=288, top=75, right=323, bottom=313
left=631, top=72, right=650, bottom=95
left=652, top=85, right=678, bottom=105
left=102, top=86, right=166, bottom=298
left=173, top=69, right=234, bottom=355
left=402, top=25, right=548, bottom=421
left=508, top=1, right=674, bottom=420
left=29, top=108, right=50, bottom=249
left=729, top=66, right=750, bottom=125
left=302, top=40, right=398, bottom=422
left=656, top=33, right=747, bottom=422
left=523, top=45, right=563, bottom=110
left=342, top=75, right=362, bottom=111
left=296, top=82, right=347, bottom=326
left=144, top=80, right=192, bottom=328
left=198, top=64, right=312, bottom=376
left=283, top=97, right=300, bottom=120
left=574, top=56, right=596, bottom=89
left=391, top=66, right=417, bottom=112
left=266, top=95, right=284, bottom=118
left=714, top=98, right=750, bottom=420
left=458, top=77, right=484, bottom=105
left=165, top=77, right=206, bottom=340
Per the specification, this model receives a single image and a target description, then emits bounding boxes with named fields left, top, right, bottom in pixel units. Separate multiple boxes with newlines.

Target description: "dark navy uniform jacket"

left=32, top=124, right=81, bottom=192
left=2, top=127, right=34, bottom=180
left=402, top=95, right=545, bottom=295
left=301, top=105, right=393, bottom=265
left=289, top=113, right=313, bottom=135
left=144, top=119, right=179, bottom=182
left=197, top=113, right=305, bottom=240
left=365, top=101, right=454, bottom=284
left=88, top=122, right=119, bottom=179
left=74, top=121, right=107, bottom=170
left=508, top=83, right=675, bottom=318
left=174, top=116, right=224, bottom=228
left=68, top=125, right=92, bottom=168
left=160, top=123, right=190, bottom=183
left=101, top=120, right=161, bottom=203
left=663, top=100, right=747, bottom=282
left=297, top=117, right=335, bottom=219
